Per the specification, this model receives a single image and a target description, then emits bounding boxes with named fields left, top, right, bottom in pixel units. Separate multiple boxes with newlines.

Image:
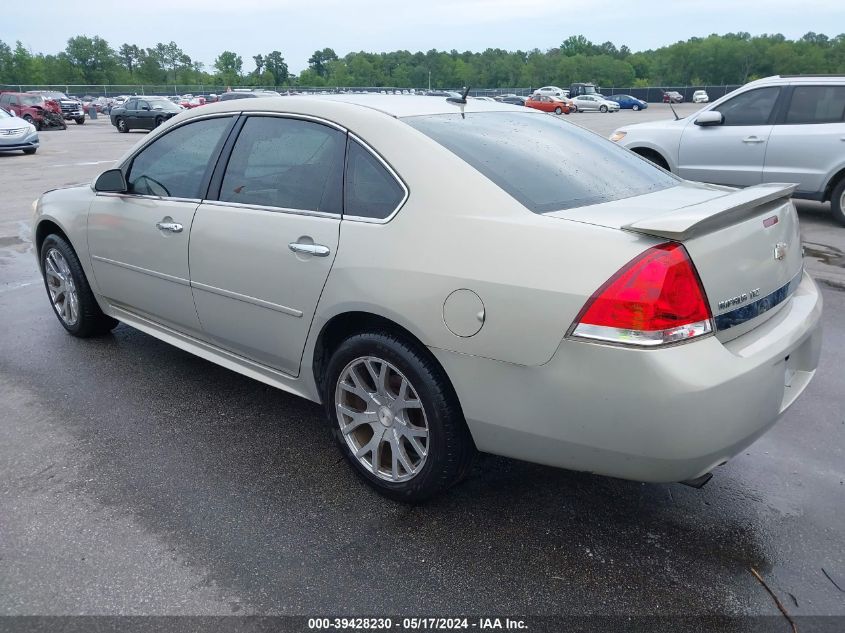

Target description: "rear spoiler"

left=622, top=183, right=798, bottom=241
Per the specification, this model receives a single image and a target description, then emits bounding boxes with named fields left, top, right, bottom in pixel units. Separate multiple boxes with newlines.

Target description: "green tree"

left=264, top=51, right=289, bottom=86
left=214, top=51, right=243, bottom=85
left=64, top=36, right=117, bottom=83
left=308, top=48, right=338, bottom=77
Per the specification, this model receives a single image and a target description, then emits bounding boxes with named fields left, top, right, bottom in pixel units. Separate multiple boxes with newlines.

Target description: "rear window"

left=405, top=112, right=678, bottom=213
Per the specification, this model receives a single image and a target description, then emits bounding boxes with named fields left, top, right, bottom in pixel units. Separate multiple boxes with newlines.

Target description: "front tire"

left=40, top=234, right=118, bottom=338
left=632, top=104, right=640, bottom=111
left=600, top=105, right=608, bottom=113
left=554, top=106, right=562, bottom=115
left=75, top=117, right=85, bottom=125
left=323, top=331, right=475, bottom=502
left=831, top=178, right=845, bottom=227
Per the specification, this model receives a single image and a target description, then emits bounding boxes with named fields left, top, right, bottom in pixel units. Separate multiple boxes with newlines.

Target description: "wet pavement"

left=0, top=114, right=843, bottom=622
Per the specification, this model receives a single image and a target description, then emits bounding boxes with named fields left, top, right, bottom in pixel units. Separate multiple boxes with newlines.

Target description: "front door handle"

left=289, top=242, right=330, bottom=257
left=156, top=220, right=183, bottom=233
left=742, top=136, right=766, bottom=143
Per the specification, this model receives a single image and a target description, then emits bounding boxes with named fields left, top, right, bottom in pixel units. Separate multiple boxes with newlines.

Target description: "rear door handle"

left=156, top=221, right=183, bottom=233
left=289, top=242, right=330, bottom=257
left=742, top=136, right=766, bottom=144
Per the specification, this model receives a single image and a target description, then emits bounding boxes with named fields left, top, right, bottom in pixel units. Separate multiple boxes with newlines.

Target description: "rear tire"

left=831, top=178, right=845, bottom=227
left=154, top=116, right=164, bottom=128
left=116, top=117, right=128, bottom=133
left=39, top=234, right=119, bottom=338
left=323, top=331, right=475, bottom=502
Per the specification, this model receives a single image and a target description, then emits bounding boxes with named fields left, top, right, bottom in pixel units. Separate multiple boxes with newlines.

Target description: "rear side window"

left=220, top=116, right=345, bottom=213
left=785, top=85, right=845, bottom=124
left=127, top=116, right=232, bottom=198
left=344, top=139, right=406, bottom=219
left=405, top=112, right=678, bottom=213
left=717, top=87, right=780, bottom=126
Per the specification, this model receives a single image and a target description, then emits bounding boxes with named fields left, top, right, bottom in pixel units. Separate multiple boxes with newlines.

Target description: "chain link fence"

left=2, top=84, right=742, bottom=103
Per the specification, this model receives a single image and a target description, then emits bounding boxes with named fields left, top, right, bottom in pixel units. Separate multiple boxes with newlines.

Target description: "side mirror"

left=94, top=168, right=127, bottom=193
left=695, top=111, right=724, bottom=126
left=141, top=105, right=150, bottom=111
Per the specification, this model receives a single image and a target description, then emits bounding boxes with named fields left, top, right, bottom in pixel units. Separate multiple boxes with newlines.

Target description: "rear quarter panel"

left=312, top=115, right=660, bottom=367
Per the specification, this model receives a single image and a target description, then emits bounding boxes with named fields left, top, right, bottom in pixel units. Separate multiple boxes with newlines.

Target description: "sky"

left=3, top=0, right=844, bottom=74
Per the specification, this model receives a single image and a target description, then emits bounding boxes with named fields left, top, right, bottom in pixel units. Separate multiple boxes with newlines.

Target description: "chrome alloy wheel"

left=335, top=356, right=429, bottom=482
left=44, top=248, right=79, bottom=326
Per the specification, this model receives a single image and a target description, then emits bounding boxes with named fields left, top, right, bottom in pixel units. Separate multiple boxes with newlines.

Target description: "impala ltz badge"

left=774, top=242, right=788, bottom=260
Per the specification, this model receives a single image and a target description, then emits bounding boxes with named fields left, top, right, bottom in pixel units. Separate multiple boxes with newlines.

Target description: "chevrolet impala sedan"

left=33, top=96, right=822, bottom=501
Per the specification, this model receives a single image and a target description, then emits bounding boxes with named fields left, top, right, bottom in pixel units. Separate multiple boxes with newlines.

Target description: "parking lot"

left=1, top=105, right=843, bottom=622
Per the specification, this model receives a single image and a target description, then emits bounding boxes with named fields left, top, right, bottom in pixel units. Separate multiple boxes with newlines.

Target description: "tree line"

left=1, top=32, right=843, bottom=90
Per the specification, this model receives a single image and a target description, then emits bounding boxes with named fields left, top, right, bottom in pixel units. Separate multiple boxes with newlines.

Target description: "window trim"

left=205, top=112, right=349, bottom=218
left=343, top=132, right=409, bottom=224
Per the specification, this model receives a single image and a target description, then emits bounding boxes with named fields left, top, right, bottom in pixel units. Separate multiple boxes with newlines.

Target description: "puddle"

left=803, top=242, right=845, bottom=268
left=0, top=236, right=24, bottom=248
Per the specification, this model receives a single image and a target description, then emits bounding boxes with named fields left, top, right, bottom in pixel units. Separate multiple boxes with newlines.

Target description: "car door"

left=136, top=99, right=153, bottom=129
left=677, top=86, right=781, bottom=187
left=764, top=84, right=845, bottom=195
left=188, top=114, right=346, bottom=376
left=87, top=115, right=235, bottom=335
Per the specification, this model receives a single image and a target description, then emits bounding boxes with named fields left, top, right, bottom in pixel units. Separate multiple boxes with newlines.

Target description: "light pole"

left=428, top=70, right=431, bottom=91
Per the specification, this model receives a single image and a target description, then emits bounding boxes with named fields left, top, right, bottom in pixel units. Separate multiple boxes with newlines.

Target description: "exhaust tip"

left=679, top=472, right=713, bottom=489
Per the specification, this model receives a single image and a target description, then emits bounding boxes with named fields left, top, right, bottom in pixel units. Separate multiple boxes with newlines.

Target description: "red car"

left=0, top=92, right=62, bottom=129
left=525, top=95, right=572, bottom=115
left=662, top=91, right=684, bottom=103
left=180, top=96, right=207, bottom=109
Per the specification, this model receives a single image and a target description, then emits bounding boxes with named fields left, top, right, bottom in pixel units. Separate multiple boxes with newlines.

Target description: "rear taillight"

left=569, top=242, right=713, bottom=347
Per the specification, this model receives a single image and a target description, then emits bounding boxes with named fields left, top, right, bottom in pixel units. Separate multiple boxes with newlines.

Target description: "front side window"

left=406, top=111, right=678, bottom=213
left=344, top=139, right=405, bottom=220
left=127, top=116, right=232, bottom=198
left=716, top=87, right=780, bottom=126
left=784, top=85, right=845, bottom=124
left=125, top=99, right=138, bottom=110
left=219, top=116, right=345, bottom=213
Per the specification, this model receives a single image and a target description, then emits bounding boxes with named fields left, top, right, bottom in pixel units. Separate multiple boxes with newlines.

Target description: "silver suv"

left=611, top=75, right=845, bottom=224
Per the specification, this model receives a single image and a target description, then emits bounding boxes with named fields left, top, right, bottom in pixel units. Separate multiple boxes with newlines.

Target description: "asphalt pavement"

left=0, top=108, right=843, bottom=623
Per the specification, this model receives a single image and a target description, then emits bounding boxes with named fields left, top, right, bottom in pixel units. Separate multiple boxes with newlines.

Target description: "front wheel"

left=632, top=104, right=640, bottom=111
left=831, top=178, right=845, bottom=227
left=554, top=106, right=562, bottom=115
left=75, top=117, right=85, bottom=125
left=116, top=117, right=128, bottom=133
left=600, top=105, right=608, bottom=113
left=40, top=234, right=118, bottom=337
left=324, top=331, right=475, bottom=502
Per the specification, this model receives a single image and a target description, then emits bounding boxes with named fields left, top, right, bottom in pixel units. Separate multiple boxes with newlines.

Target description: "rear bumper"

left=431, top=271, right=822, bottom=483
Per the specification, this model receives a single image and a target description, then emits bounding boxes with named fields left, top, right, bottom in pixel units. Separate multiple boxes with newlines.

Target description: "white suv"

left=611, top=75, right=845, bottom=224
left=533, top=85, right=569, bottom=99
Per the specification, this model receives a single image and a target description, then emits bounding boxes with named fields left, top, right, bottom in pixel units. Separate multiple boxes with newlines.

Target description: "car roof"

left=745, top=74, right=845, bottom=87
left=181, top=94, right=527, bottom=121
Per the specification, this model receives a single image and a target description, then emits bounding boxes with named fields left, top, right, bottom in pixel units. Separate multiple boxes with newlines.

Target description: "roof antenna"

left=447, top=86, right=470, bottom=104
left=668, top=101, right=680, bottom=121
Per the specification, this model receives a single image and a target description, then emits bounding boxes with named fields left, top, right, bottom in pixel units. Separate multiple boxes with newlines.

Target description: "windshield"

left=405, top=111, right=679, bottom=213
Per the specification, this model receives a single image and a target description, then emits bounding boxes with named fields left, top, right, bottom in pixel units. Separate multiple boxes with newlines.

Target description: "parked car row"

left=0, top=91, right=78, bottom=131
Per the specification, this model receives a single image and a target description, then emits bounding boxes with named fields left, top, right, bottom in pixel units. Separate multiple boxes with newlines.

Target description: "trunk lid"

left=548, top=182, right=804, bottom=341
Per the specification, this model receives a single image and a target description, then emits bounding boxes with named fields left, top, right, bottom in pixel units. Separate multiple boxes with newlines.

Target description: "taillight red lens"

left=570, top=243, right=713, bottom=346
